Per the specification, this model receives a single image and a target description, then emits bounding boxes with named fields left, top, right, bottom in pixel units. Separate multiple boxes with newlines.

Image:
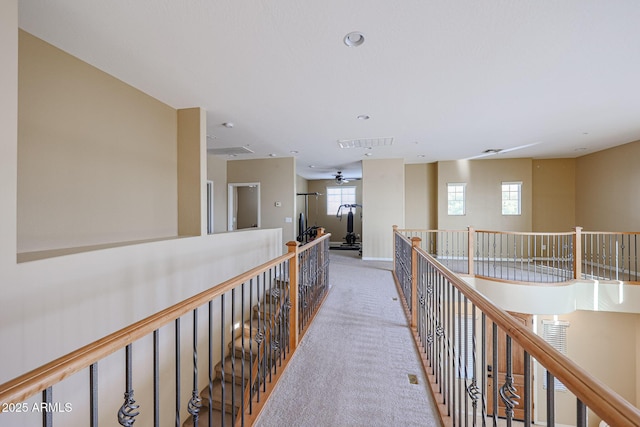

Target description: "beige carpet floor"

left=255, top=250, right=440, bottom=427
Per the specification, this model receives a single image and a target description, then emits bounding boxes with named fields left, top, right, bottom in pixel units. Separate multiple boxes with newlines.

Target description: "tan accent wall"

left=17, top=30, right=178, bottom=253
left=438, top=159, right=532, bottom=231
left=532, top=159, right=576, bottom=232
left=177, top=107, right=206, bottom=236
left=227, top=157, right=296, bottom=248
left=362, top=159, right=405, bottom=259
left=405, top=163, right=438, bottom=229
left=206, top=154, right=228, bottom=233
left=535, top=311, right=639, bottom=426
left=576, top=140, right=640, bottom=231
left=306, top=179, right=363, bottom=244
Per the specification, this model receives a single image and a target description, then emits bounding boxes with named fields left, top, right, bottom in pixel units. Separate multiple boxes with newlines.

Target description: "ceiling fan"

left=465, top=142, right=539, bottom=160
left=334, top=171, right=360, bottom=185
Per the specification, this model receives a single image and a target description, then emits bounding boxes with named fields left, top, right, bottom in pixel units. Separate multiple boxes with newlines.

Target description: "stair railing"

left=0, top=233, right=331, bottom=427
left=396, top=226, right=640, bottom=284
left=393, top=228, right=640, bottom=426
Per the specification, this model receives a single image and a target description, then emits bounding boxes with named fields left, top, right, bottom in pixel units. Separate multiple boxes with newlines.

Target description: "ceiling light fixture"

left=222, top=122, right=234, bottom=128
left=344, top=32, right=365, bottom=47
left=290, top=150, right=299, bottom=154
left=357, top=114, right=370, bottom=120
left=269, top=153, right=277, bottom=157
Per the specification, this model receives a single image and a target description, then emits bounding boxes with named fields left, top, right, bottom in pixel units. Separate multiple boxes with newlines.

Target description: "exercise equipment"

left=336, top=203, right=362, bottom=249
left=296, top=192, right=322, bottom=243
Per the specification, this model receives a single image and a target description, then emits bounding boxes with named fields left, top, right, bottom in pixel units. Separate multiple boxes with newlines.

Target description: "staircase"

left=184, top=283, right=289, bottom=427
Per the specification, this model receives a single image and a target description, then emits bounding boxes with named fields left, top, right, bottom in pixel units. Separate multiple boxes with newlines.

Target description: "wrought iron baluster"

left=524, top=351, right=531, bottom=425
left=118, top=344, right=139, bottom=427
left=576, top=399, right=587, bottom=427
left=175, top=318, right=181, bottom=427
left=188, top=309, right=201, bottom=425
left=220, top=294, right=225, bottom=427
left=231, top=288, right=236, bottom=420
left=499, top=336, right=519, bottom=427
left=153, top=330, right=159, bottom=427
left=491, top=323, right=498, bottom=427
left=90, top=362, right=98, bottom=427
left=43, top=386, right=52, bottom=427
left=547, top=370, right=555, bottom=427
left=208, top=300, right=214, bottom=427
left=481, top=313, right=487, bottom=427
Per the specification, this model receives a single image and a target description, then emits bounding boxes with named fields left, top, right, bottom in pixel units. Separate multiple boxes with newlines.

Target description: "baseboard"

left=361, top=257, right=393, bottom=261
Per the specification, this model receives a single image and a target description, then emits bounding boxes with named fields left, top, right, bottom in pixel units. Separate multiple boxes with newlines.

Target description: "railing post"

left=573, top=226, right=582, bottom=280
left=467, top=226, right=475, bottom=275
left=393, top=225, right=398, bottom=271
left=411, top=237, right=421, bottom=328
left=287, top=241, right=300, bottom=351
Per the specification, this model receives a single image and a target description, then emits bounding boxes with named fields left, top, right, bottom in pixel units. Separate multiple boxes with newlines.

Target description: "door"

left=487, top=312, right=533, bottom=420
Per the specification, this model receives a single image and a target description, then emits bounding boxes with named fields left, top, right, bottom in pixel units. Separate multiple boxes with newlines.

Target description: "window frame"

left=501, top=181, right=522, bottom=216
left=326, top=186, right=356, bottom=215
left=447, top=183, right=466, bottom=216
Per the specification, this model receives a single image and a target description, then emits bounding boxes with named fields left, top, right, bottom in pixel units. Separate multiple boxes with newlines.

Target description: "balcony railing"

left=393, top=228, right=640, bottom=426
left=0, top=233, right=330, bottom=427
left=396, top=226, right=640, bottom=284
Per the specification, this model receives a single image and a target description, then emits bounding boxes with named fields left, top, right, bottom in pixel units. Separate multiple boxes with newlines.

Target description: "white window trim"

left=501, top=181, right=522, bottom=216
left=447, top=183, right=466, bottom=216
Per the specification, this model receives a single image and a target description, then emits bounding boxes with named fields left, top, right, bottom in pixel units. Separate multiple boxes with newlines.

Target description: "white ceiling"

left=18, top=1, right=640, bottom=180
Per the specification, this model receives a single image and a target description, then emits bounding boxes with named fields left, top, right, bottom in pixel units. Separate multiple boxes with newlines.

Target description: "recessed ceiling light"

left=417, top=154, right=425, bottom=158
left=222, top=122, right=234, bottom=128
left=290, top=150, right=299, bottom=154
left=357, top=114, right=370, bottom=120
left=269, top=153, right=277, bottom=157
left=309, top=165, right=316, bottom=168
left=344, top=32, right=365, bottom=47
left=365, top=152, right=373, bottom=157
left=575, top=147, right=587, bottom=152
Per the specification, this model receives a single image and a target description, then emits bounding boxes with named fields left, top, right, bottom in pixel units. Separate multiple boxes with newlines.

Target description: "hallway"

left=256, top=250, right=440, bottom=426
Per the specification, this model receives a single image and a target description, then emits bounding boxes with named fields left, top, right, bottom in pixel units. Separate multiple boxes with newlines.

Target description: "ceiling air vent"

left=207, top=146, right=254, bottom=156
left=338, top=137, right=393, bottom=149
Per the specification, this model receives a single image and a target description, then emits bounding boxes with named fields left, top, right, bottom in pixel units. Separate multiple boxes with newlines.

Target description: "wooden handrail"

left=0, top=251, right=295, bottom=406
left=414, top=245, right=640, bottom=426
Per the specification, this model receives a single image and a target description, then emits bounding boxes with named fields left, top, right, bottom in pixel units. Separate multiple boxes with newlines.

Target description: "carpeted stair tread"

left=199, top=378, right=244, bottom=414
left=182, top=407, right=232, bottom=427
left=216, top=355, right=250, bottom=385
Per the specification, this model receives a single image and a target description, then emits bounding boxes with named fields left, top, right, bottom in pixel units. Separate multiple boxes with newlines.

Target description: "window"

left=542, top=320, right=569, bottom=391
left=502, top=182, right=522, bottom=215
left=326, top=186, right=356, bottom=215
left=447, top=183, right=466, bottom=215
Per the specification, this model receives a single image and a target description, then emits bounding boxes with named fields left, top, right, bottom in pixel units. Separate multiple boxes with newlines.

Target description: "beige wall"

left=0, top=0, right=17, bottom=268
left=177, top=107, right=206, bottom=236
left=576, top=140, right=640, bottom=231
left=405, top=163, right=438, bottom=229
left=17, top=31, right=179, bottom=253
left=3, top=6, right=284, bottom=425
left=306, top=179, right=363, bottom=244
left=362, top=159, right=404, bottom=259
left=227, top=157, right=296, bottom=248
left=206, top=154, right=228, bottom=233
left=438, top=159, right=533, bottom=231
left=532, top=159, right=576, bottom=232
left=535, top=311, right=639, bottom=426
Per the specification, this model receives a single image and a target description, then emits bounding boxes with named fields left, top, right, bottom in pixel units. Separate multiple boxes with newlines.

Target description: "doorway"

left=228, top=183, right=260, bottom=231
